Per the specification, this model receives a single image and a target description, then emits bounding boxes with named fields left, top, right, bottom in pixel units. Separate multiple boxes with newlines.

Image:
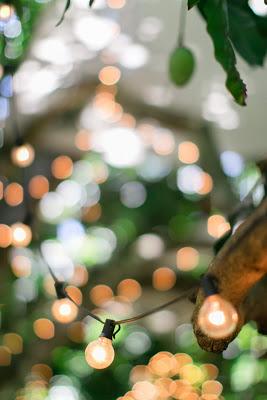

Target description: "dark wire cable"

left=114, top=288, right=196, bottom=325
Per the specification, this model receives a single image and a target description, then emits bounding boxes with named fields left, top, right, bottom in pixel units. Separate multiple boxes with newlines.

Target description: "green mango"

left=169, top=47, right=195, bottom=86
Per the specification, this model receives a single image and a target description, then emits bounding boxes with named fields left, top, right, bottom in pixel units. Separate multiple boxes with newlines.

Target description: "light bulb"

left=51, top=298, right=78, bottom=324
left=198, top=294, right=238, bottom=339
left=85, top=337, right=115, bottom=369
left=11, top=144, right=35, bottom=168
left=11, top=223, right=32, bottom=247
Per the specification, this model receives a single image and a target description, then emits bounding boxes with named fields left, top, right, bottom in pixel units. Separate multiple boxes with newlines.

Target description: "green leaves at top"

left=198, top=0, right=247, bottom=106
left=188, top=0, right=200, bottom=10
left=228, top=0, right=267, bottom=66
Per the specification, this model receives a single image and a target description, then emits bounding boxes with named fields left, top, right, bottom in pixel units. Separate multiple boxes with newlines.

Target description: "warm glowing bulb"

left=11, top=223, right=32, bottom=247
left=51, top=298, right=78, bottom=324
left=11, top=144, right=35, bottom=167
left=85, top=337, right=115, bottom=369
left=198, top=294, right=238, bottom=339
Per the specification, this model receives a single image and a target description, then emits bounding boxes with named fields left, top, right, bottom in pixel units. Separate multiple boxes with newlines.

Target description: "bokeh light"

left=11, top=223, right=32, bottom=247
left=207, top=215, right=231, bottom=238
left=0, top=224, right=12, bottom=247
left=178, top=141, right=200, bottom=164
left=4, top=182, right=24, bottom=206
left=117, top=279, right=142, bottom=302
left=28, top=175, right=49, bottom=199
left=152, top=267, right=176, bottom=291
left=11, top=144, right=35, bottom=168
left=51, top=298, right=79, bottom=324
left=176, top=247, right=199, bottom=271
left=90, top=284, right=114, bottom=306
left=51, top=155, right=73, bottom=179
left=33, top=318, right=55, bottom=340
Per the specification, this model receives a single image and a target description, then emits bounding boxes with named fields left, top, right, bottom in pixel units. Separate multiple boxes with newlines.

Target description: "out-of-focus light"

left=3, top=333, right=23, bottom=354
left=99, top=66, right=121, bottom=85
left=178, top=141, right=199, bottom=164
left=179, top=364, right=204, bottom=385
left=28, top=175, right=49, bottom=199
left=90, top=284, right=113, bottom=306
left=117, top=279, right=142, bottom=302
left=152, top=267, right=176, bottom=291
left=149, top=310, right=177, bottom=334
left=11, top=223, right=32, bottom=247
left=57, top=219, right=85, bottom=246
left=39, top=192, right=65, bottom=222
left=51, top=155, right=73, bottom=180
left=65, top=285, right=83, bottom=305
left=51, top=298, right=79, bottom=324
left=136, top=233, right=164, bottom=260
left=177, top=165, right=204, bottom=194
left=15, top=277, right=37, bottom=302
left=152, top=131, right=175, bottom=156
left=4, top=182, right=23, bottom=206
left=201, top=364, right=219, bottom=381
left=198, top=172, right=213, bottom=195
left=75, top=129, right=91, bottom=151
left=33, top=38, right=71, bottom=65
left=249, top=0, right=267, bottom=15
left=0, top=346, right=11, bottom=366
left=107, top=0, right=126, bottom=9
left=198, top=294, right=238, bottom=339
left=85, top=337, right=115, bottom=369
left=0, top=97, right=9, bottom=120
left=120, top=113, right=136, bottom=128
left=207, top=215, right=230, bottom=238
left=11, top=143, right=35, bottom=167
left=31, top=363, right=53, bottom=381
left=97, top=127, right=145, bottom=168
left=41, top=240, right=74, bottom=280
left=120, top=181, right=146, bottom=208
left=0, top=180, right=3, bottom=199
left=4, top=18, right=22, bottom=39
left=133, top=381, right=158, bottom=400
left=74, top=15, right=120, bottom=51
left=0, top=74, right=13, bottom=97
left=130, top=365, right=153, bottom=384
left=138, top=153, right=172, bottom=182
left=176, top=247, right=199, bottom=271
left=125, top=331, right=151, bottom=355
left=0, top=224, right=12, bottom=247
left=33, top=318, right=55, bottom=340
left=57, top=180, right=86, bottom=208
left=119, top=44, right=149, bottom=69
left=202, top=380, right=223, bottom=396
left=70, top=265, right=89, bottom=287
left=10, top=254, right=32, bottom=277
left=149, top=352, right=176, bottom=377
left=220, top=150, right=244, bottom=178
left=138, top=17, right=163, bottom=42
left=82, top=203, right=102, bottom=223
left=0, top=4, right=14, bottom=21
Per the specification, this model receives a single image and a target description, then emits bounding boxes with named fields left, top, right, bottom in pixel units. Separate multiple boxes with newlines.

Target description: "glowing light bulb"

left=11, top=144, right=35, bottom=167
left=51, top=298, right=78, bottom=324
left=85, top=337, right=115, bottom=369
left=11, top=223, right=32, bottom=247
left=198, top=294, right=238, bottom=339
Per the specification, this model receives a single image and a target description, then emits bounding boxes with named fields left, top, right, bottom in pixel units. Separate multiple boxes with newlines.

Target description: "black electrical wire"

left=114, top=288, right=196, bottom=325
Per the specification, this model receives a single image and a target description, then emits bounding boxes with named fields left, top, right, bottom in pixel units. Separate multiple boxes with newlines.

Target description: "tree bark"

left=192, top=196, right=267, bottom=352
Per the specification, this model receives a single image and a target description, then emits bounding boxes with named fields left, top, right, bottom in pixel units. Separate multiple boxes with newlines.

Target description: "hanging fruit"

left=169, top=46, right=195, bottom=86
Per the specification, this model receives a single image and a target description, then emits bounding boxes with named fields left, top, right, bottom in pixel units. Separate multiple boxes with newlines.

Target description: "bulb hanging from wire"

left=85, top=319, right=116, bottom=369
left=198, top=275, right=238, bottom=339
left=11, top=143, right=35, bottom=168
left=198, top=294, right=238, bottom=339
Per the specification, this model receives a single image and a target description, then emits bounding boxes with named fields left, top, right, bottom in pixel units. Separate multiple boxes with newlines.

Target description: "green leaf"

left=198, top=0, right=247, bottom=106
left=227, top=0, right=267, bottom=66
left=56, top=0, right=71, bottom=26
left=188, top=0, right=200, bottom=9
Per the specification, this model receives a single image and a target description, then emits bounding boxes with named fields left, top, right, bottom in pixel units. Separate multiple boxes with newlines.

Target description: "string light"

left=85, top=319, right=116, bottom=369
left=11, top=143, right=35, bottom=168
left=198, top=275, right=238, bottom=339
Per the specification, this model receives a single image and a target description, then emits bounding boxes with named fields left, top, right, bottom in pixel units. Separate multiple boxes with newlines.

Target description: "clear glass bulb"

left=11, top=144, right=35, bottom=168
left=85, top=337, right=115, bottom=369
left=198, top=294, right=238, bottom=339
